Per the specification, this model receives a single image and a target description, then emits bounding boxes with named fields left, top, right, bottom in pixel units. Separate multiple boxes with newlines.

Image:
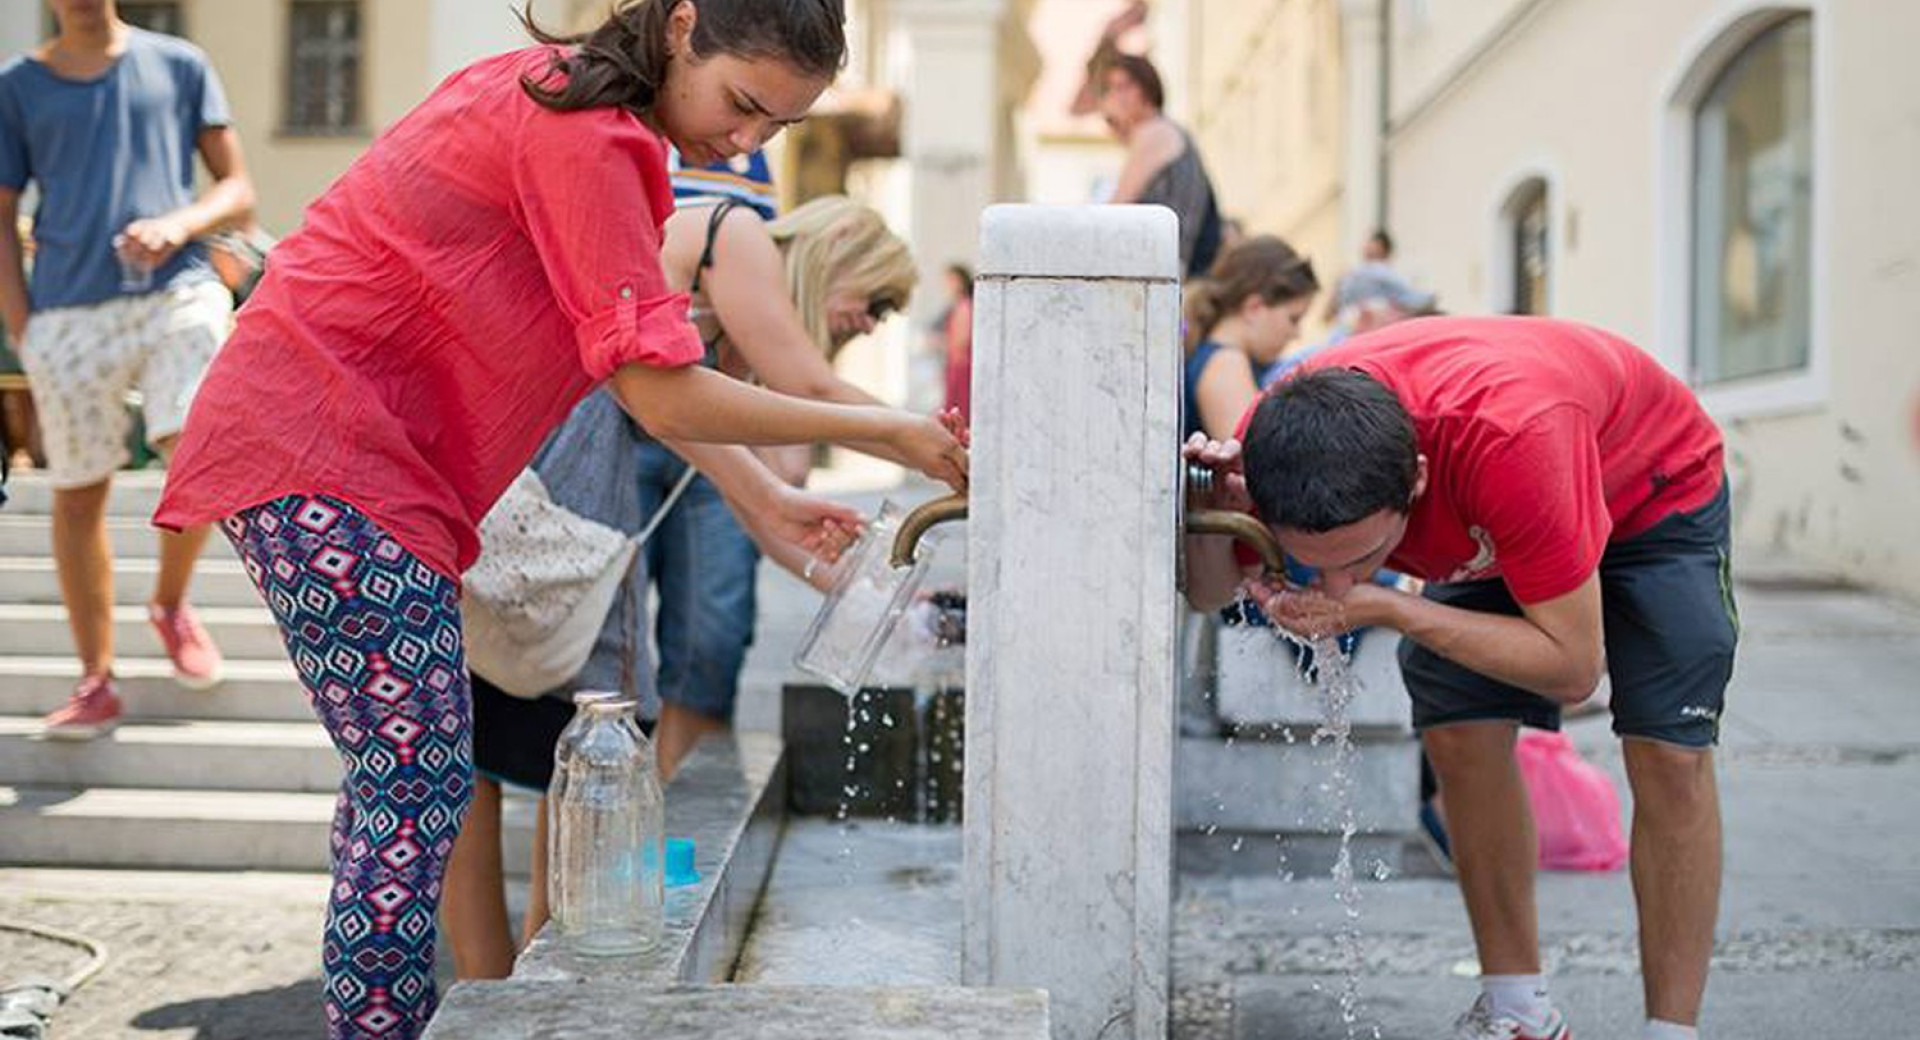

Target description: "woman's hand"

left=766, top=483, right=866, bottom=562
left=895, top=412, right=970, bottom=493
left=1182, top=432, right=1252, bottom=513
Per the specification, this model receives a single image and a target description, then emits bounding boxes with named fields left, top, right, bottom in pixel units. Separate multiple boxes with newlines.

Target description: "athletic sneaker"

left=1451, top=994, right=1571, bottom=1040
left=149, top=602, right=225, bottom=690
left=42, top=674, right=124, bottom=741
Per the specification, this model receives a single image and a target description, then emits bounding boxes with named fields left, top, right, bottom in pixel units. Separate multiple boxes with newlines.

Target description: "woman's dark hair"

left=1105, top=53, right=1165, bottom=111
left=1242, top=368, right=1417, bottom=533
left=947, top=263, right=974, bottom=299
left=519, top=0, right=846, bottom=116
left=1182, top=234, right=1319, bottom=352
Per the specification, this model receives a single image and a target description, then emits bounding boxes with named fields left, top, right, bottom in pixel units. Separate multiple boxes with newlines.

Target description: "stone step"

left=425, top=984, right=1049, bottom=1040
left=0, top=556, right=262, bottom=608
left=0, top=514, right=235, bottom=559
left=1213, top=621, right=1413, bottom=731
left=0, top=715, right=336, bottom=792
left=1174, top=733, right=1421, bottom=837
left=0, top=602, right=286, bottom=659
left=0, top=784, right=535, bottom=872
left=0, top=655, right=312, bottom=722
left=1, top=471, right=167, bottom=518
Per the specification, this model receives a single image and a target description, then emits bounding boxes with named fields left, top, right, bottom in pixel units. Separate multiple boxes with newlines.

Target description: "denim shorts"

left=1402, top=482, right=1738, bottom=748
left=637, top=440, right=762, bottom=721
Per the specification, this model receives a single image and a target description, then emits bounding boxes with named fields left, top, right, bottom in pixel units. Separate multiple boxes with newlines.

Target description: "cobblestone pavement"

left=0, top=873, right=330, bottom=1040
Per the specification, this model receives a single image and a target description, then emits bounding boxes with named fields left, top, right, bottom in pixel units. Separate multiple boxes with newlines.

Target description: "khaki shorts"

left=17, top=281, right=233, bottom=488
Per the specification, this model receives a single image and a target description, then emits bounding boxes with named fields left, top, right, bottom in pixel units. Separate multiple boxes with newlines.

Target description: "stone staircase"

left=0, top=471, right=532, bottom=872
left=1174, top=616, right=1423, bottom=876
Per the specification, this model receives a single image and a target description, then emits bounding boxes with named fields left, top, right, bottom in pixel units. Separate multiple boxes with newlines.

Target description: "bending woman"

left=152, top=2, right=964, bottom=1037
left=442, top=194, right=920, bottom=978
left=644, top=193, right=918, bottom=774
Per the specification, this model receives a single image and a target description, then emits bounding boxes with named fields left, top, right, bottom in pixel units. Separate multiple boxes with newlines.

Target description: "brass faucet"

left=890, top=493, right=970, bottom=568
left=887, top=492, right=1287, bottom=576
left=1183, top=509, right=1286, bottom=575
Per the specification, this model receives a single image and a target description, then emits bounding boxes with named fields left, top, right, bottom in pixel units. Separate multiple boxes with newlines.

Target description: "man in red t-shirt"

left=1186, top=316, right=1735, bottom=1040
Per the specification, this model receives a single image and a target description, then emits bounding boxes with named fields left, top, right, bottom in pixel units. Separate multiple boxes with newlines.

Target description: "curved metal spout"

left=1185, top=509, right=1287, bottom=576
left=890, top=494, right=969, bottom=568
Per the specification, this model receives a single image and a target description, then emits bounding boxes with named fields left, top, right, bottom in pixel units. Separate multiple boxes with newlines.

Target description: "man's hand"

left=117, top=215, right=194, bottom=269
left=1247, top=576, right=1407, bottom=640
left=1182, top=432, right=1253, bottom=513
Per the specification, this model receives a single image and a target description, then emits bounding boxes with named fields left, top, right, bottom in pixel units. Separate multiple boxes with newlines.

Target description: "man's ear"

left=1410, top=454, right=1429, bottom=505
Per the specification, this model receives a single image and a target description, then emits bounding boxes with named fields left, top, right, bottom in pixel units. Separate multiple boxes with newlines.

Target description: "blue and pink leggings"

left=223, top=495, right=472, bottom=1040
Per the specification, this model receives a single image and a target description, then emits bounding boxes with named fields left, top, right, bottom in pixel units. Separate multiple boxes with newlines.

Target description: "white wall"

left=1382, top=0, right=1920, bottom=596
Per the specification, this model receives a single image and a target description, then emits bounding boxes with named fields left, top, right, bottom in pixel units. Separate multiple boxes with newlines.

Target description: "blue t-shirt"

left=0, top=28, right=230, bottom=311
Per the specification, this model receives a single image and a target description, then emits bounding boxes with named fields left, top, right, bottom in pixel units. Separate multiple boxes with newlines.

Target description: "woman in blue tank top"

left=1182, top=235, right=1320, bottom=441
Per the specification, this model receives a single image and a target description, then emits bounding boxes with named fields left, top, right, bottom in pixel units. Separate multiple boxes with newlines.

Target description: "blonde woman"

left=441, top=195, right=919, bottom=979
left=650, top=193, right=916, bottom=769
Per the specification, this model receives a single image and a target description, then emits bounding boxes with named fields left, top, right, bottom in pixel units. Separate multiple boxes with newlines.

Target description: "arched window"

left=1508, top=179, right=1551, bottom=316
left=1691, top=14, right=1813, bottom=385
left=1493, top=175, right=1552, bottom=316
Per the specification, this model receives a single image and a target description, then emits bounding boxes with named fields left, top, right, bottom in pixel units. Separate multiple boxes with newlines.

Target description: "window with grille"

left=285, top=1, right=362, bottom=135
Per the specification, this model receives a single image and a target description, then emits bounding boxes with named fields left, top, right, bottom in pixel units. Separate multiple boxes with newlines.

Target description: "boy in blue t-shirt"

left=0, top=0, right=256, bottom=739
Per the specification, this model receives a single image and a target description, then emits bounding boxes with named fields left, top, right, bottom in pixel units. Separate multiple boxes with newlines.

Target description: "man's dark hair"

left=1106, top=54, right=1165, bottom=112
left=1368, top=228, right=1394, bottom=257
left=1242, top=368, right=1418, bottom=532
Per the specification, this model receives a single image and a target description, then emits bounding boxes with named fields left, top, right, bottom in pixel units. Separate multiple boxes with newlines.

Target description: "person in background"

left=670, top=147, right=779, bottom=218
left=941, top=263, right=974, bottom=422
left=1182, top=235, right=1318, bottom=441
left=151, top=1, right=967, bottom=1034
left=1, top=0, right=255, bottom=738
left=1091, top=51, right=1222, bottom=278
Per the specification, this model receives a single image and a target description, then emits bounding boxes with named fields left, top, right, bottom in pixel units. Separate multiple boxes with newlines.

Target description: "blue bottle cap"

left=666, top=838, right=700, bottom=887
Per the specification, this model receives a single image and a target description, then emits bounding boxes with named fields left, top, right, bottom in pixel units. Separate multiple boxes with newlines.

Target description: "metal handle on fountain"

left=890, top=493, right=969, bottom=568
left=1183, top=459, right=1288, bottom=576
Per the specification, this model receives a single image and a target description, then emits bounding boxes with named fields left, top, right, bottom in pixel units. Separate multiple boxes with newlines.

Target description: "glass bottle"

left=547, top=693, right=664, bottom=956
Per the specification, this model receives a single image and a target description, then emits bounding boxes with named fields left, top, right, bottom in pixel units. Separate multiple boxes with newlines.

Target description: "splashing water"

left=1273, top=628, right=1380, bottom=1040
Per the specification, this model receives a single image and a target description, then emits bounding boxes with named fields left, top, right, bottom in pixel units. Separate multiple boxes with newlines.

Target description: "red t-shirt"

left=154, top=49, right=704, bottom=578
left=1241, top=317, right=1724, bottom=604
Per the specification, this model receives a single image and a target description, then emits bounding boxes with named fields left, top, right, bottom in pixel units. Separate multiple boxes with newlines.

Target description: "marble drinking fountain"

left=422, top=205, right=1288, bottom=1040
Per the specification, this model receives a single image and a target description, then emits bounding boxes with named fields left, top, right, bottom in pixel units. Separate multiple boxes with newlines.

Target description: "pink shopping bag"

left=1515, top=729, right=1629, bottom=872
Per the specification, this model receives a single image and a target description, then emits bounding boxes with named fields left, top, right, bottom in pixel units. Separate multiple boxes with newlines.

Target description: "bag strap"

left=689, top=198, right=747, bottom=296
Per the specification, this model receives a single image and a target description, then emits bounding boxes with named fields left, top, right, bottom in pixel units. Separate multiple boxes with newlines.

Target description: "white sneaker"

left=1451, top=993, right=1572, bottom=1040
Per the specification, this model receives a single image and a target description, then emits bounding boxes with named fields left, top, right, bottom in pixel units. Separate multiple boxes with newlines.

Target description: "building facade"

left=1157, top=0, right=1918, bottom=597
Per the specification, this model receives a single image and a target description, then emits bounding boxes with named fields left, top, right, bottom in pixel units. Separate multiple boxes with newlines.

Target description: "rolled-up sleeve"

left=511, top=104, right=704, bottom=380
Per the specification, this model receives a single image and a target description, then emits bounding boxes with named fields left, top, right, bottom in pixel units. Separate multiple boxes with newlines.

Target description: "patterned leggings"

left=223, top=495, right=472, bottom=1040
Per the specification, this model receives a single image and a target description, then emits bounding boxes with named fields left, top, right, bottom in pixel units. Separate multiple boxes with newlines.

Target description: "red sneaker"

left=43, top=674, right=124, bottom=741
left=149, top=602, right=225, bottom=690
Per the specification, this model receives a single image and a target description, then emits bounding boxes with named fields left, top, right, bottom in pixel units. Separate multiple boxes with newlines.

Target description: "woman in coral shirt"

left=153, top=2, right=965, bottom=1036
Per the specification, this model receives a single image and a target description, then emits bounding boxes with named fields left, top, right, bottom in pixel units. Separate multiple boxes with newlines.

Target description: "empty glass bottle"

left=548, top=693, right=664, bottom=956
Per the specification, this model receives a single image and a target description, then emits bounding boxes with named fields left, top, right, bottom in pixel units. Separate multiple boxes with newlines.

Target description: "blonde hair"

left=1182, top=235, right=1319, bottom=353
left=766, top=196, right=917, bottom=357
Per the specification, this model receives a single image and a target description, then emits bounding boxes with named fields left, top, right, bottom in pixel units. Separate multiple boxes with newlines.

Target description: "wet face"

left=654, top=6, right=828, bottom=166
left=1269, top=456, right=1426, bottom=596
left=1273, top=509, right=1409, bottom=598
